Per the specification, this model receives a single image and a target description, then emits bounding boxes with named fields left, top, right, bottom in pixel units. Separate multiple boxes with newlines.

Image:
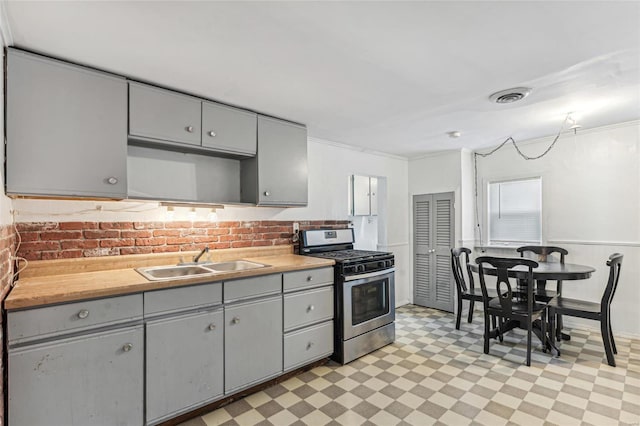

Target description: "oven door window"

left=351, top=279, right=389, bottom=326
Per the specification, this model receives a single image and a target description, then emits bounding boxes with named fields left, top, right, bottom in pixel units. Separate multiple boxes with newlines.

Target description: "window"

left=488, top=177, right=541, bottom=245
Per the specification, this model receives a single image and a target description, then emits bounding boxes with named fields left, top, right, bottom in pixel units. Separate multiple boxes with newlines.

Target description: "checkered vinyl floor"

left=180, top=304, right=640, bottom=426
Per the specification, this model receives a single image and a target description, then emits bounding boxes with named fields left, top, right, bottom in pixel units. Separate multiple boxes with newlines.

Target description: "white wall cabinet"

left=350, top=175, right=378, bottom=216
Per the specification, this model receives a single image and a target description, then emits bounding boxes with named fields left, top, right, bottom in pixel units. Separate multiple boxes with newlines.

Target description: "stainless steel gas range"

left=300, top=229, right=395, bottom=364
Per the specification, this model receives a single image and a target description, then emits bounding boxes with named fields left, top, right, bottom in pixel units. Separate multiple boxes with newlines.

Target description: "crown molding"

left=308, top=136, right=408, bottom=161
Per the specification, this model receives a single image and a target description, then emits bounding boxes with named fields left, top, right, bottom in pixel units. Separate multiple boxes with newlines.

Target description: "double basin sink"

left=136, top=260, right=269, bottom=281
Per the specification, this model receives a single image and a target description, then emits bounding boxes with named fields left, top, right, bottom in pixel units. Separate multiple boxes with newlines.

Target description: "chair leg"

left=483, top=313, right=490, bottom=354
left=541, top=312, right=547, bottom=353
left=456, top=297, right=463, bottom=330
left=526, top=320, right=532, bottom=367
left=601, top=318, right=616, bottom=367
left=556, top=314, right=563, bottom=342
left=549, top=309, right=556, bottom=349
left=609, top=322, right=617, bottom=354
left=498, top=317, right=504, bottom=342
left=467, top=300, right=475, bottom=323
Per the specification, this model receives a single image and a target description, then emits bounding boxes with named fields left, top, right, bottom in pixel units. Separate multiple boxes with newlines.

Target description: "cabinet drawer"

left=144, top=282, right=222, bottom=316
left=284, top=321, right=333, bottom=371
left=284, top=287, right=333, bottom=332
left=129, top=82, right=201, bottom=146
left=283, top=267, right=333, bottom=292
left=7, top=294, right=143, bottom=345
left=224, top=274, right=281, bottom=302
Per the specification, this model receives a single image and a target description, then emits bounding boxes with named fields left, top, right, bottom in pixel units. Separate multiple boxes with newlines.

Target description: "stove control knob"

left=357, top=265, right=366, bottom=273
left=378, top=261, right=385, bottom=268
left=386, top=260, right=393, bottom=268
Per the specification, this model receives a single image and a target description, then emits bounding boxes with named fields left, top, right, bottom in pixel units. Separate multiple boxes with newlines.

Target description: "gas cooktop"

left=307, top=249, right=392, bottom=263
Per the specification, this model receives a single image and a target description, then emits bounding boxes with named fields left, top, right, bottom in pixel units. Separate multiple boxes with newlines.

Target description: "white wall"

left=11, top=138, right=412, bottom=307
left=474, top=121, right=640, bottom=336
left=0, top=12, right=14, bottom=226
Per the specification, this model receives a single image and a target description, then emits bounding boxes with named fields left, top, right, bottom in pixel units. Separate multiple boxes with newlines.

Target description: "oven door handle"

left=343, top=268, right=395, bottom=282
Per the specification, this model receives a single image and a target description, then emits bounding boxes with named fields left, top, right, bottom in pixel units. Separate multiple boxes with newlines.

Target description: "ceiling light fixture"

left=447, top=131, right=462, bottom=138
left=489, top=87, right=532, bottom=104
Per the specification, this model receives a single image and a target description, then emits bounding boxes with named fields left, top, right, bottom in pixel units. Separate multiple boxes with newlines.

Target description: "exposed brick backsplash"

left=16, top=220, right=350, bottom=260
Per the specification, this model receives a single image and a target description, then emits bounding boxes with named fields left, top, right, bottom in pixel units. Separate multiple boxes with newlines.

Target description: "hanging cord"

left=473, top=114, right=572, bottom=250
left=3, top=222, right=28, bottom=288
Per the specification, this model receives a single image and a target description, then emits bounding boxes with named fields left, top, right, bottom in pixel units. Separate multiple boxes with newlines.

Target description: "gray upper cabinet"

left=129, top=82, right=202, bottom=146
left=6, top=49, right=128, bottom=198
left=202, top=102, right=257, bottom=156
left=242, top=116, right=308, bottom=206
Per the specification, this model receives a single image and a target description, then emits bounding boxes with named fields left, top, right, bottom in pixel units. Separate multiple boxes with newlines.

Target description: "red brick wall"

left=16, top=220, right=350, bottom=260
left=0, top=224, right=17, bottom=426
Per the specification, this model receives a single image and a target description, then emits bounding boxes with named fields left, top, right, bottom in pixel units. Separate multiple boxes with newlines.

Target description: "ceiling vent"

left=489, top=87, right=532, bottom=104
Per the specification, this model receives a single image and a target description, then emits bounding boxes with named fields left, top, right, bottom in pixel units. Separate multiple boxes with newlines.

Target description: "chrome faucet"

left=193, top=246, right=209, bottom=263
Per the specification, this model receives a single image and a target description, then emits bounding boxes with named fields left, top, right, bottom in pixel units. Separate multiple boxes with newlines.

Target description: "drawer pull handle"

left=307, top=276, right=313, bottom=282
left=208, top=323, right=217, bottom=331
left=186, top=126, right=194, bottom=133
left=307, top=341, right=315, bottom=350
left=77, top=309, right=90, bottom=319
left=232, top=317, right=240, bottom=324
left=307, top=305, right=315, bottom=312
left=122, top=343, right=133, bottom=352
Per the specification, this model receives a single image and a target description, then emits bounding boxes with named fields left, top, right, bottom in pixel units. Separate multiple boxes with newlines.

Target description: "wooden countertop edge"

left=5, top=253, right=335, bottom=310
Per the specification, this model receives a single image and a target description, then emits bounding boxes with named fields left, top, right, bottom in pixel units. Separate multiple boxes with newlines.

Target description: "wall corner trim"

left=0, top=0, right=13, bottom=47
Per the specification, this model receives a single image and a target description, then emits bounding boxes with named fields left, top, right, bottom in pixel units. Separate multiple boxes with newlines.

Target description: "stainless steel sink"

left=207, top=260, right=268, bottom=272
left=136, top=260, right=268, bottom=281
left=136, top=265, right=216, bottom=281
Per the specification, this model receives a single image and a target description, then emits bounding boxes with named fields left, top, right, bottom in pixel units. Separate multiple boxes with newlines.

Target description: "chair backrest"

left=475, top=256, right=539, bottom=316
left=602, top=253, right=623, bottom=310
left=451, top=247, right=473, bottom=295
left=517, top=246, right=567, bottom=263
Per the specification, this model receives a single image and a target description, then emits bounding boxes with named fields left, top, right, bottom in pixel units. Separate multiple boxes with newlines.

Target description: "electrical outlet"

left=292, top=222, right=299, bottom=233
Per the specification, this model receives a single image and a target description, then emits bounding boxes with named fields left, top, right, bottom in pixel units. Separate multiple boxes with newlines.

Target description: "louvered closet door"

left=413, top=192, right=454, bottom=311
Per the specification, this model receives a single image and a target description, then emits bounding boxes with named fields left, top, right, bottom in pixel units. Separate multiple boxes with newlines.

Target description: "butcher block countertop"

left=5, top=245, right=334, bottom=310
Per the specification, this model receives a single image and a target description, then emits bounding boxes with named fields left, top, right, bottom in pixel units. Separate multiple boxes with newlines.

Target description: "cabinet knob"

left=186, top=126, right=194, bottom=133
left=307, top=305, right=315, bottom=312
left=232, top=317, right=240, bottom=324
left=307, top=341, right=315, bottom=350
left=77, top=309, right=90, bottom=319
left=208, top=130, right=216, bottom=137
left=106, top=177, right=118, bottom=185
left=122, top=343, right=133, bottom=352
left=306, top=276, right=313, bottom=282
left=208, top=323, right=216, bottom=331
left=263, top=191, right=270, bottom=197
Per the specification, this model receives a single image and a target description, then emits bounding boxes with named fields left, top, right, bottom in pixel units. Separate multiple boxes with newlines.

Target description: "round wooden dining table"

left=468, top=261, right=596, bottom=355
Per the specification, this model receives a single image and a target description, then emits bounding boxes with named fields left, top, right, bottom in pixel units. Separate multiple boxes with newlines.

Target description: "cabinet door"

left=8, top=326, right=143, bottom=426
left=202, top=102, right=257, bottom=155
left=369, top=177, right=378, bottom=216
left=256, top=116, right=308, bottom=206
left=146, top=309, right=223, bottom=424
left=352, top=175, right=371, bottom=216
left=129, top=82, right=201, bottom=146
left=225, top=296, right=283, bottom=393
left=6, top=49, right=127, bottom=198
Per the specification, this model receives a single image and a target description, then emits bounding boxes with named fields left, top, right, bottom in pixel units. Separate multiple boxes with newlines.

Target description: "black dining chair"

left=475, top=256, right=549, bottom=366
left=517, top=246, right=568, bottom=340
left=451, top=248, right=497, bottom=330
left=549, top=253, right=623, bottom=367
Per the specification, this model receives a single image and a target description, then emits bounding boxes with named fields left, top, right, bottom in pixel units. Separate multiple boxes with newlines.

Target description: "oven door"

left=342, top=269, right=395, bottom=340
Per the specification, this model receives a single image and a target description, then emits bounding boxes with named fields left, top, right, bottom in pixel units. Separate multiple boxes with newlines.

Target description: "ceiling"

left=4, top=1, right=640, bottom=158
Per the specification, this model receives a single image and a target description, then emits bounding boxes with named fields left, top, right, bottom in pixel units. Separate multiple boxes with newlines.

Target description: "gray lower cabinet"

left=6, top=48, right=128, bottom=198
left=241, top=115, right=308, bottom=206
left=224, top=295, right=283, bottom=393
left=146, top=308, right=224, bottom=425
left=282, top=269, right=335, bottom=371
left=8, top=325, right=144, bottom=426
left=129, top=82, right=202, bottom=146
